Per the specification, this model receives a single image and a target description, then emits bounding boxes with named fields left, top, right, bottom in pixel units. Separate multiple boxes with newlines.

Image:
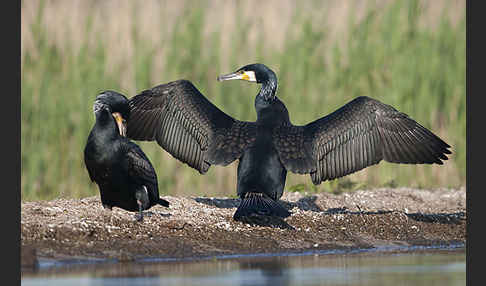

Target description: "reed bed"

left=21, top=0, right=465, bottom=201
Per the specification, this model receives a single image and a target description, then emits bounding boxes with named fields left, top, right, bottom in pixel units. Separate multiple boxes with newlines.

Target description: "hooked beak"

left=217, top=70, right=256, bottom=82
left=112, top=112, right=127, bottom=137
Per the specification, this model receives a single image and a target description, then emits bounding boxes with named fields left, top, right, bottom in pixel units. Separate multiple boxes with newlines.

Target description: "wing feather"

left=122, top=142, right=160, bottom=202
left=127, top=80, right=257, bottom=174
left=273, top=96, right=451, bottom=185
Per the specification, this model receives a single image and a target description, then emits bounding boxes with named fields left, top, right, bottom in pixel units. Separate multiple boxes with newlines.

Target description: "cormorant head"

left=217, top=63, right=276, bottom=84
left=93, top=91, right=130, bottom=136
left=217, top=63, right=278, bottom=101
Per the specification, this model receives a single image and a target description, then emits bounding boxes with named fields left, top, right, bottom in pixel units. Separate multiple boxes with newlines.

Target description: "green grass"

left=21, top=0, right=465, bottom=201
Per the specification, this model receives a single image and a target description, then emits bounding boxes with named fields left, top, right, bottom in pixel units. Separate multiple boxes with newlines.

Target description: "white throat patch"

left=244, top=71, right=257, bottom=82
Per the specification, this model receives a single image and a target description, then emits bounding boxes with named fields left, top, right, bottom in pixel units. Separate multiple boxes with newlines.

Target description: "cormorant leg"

left=102, top=204, right=113, bottom=210
left=135, top=200, right=144, bottom=222
left=134, top=186, right=149, bottom=222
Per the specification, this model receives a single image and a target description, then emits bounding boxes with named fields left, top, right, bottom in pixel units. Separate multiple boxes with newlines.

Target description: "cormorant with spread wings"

left=125, top=63, right=451, bottom=221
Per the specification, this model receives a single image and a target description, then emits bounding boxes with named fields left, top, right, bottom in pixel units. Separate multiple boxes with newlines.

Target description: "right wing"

left=126, top=80, right=257, bottom=174
left=273, top=96, right=451, bottom=184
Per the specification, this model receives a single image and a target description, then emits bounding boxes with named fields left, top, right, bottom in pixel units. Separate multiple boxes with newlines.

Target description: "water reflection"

left=21, top=248, right=465, bottom=286
left=238, top=258, right=290, bottom=286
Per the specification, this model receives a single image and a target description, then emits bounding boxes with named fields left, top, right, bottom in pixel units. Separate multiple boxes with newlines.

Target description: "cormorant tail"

left=233, top=192, right=290, bottom=220
left=158, top=198, right=170, bottom=207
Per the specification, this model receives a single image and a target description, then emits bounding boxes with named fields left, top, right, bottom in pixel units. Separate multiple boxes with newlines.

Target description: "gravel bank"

left=21, top=187, right=466, bottom=268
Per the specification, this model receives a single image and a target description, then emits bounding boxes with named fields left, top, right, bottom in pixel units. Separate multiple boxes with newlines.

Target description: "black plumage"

left=84, top=91, right=169, bottom=221
left=125, top=63, right=451, bottom=221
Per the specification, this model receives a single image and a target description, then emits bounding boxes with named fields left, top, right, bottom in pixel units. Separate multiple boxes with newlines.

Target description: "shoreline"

left=21, top=187, right=466, bottom=271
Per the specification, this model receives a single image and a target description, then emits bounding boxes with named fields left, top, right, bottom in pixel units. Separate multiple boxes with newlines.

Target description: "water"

left=22, top=246, right=465, bottom=286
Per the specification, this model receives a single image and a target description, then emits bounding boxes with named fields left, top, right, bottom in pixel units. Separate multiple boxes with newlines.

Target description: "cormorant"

left=84, top=91, right=169, bottom=221
left=125, top=63, right=451, bottom=221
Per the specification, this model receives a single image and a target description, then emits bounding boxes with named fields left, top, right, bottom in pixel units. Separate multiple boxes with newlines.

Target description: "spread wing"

left=273, top=96, right=452, bottom=185
left=126, top=80, right=257, bottom=174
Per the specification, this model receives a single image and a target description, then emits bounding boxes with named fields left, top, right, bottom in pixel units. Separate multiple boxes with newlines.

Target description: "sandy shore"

left=21, top=187, right=466, bottom=269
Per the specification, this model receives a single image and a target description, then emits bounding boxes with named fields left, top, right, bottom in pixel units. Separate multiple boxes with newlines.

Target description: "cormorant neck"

left=257, top=75, right=278, bottom=102
left=94, top=110, right=119, bottom=138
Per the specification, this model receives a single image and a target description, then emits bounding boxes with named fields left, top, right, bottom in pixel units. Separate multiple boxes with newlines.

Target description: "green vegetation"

left=21, top=0, right=465, bottom=201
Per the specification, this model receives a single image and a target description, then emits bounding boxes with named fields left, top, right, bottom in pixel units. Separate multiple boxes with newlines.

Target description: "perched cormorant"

left=84, top=91, right=169, bottom=221
left=125, top=63, right=451, bottom=221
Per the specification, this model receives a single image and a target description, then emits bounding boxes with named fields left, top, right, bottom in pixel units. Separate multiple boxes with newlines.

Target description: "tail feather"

left=158, top=198, right=170, bottom=207
left=233, top=192, right=290, bottom=220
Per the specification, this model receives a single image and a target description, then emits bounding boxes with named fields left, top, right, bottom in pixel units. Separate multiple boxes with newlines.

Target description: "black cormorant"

left=84, top=91, right=169, bottom=221
left=125, top=63, right=451, bottom=221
